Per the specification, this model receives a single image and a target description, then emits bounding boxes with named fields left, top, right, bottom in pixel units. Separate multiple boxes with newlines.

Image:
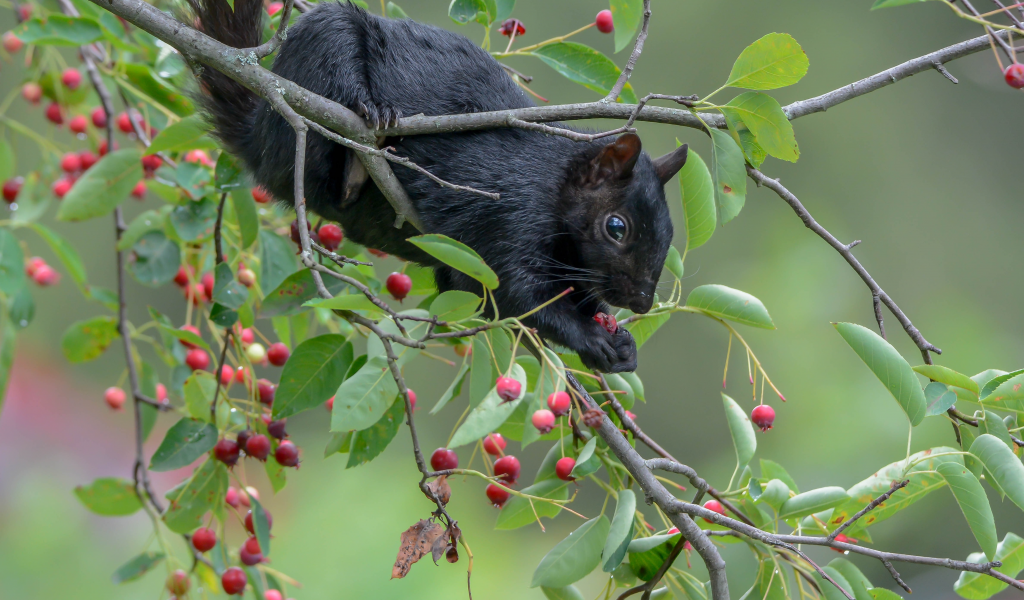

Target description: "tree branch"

left=604, top=0, right=651, bottom=103
left=827, top=479, right=909, bottom=542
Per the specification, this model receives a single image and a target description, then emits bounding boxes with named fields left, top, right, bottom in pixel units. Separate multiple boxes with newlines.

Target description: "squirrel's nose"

left=629, top=291, right=653, bottom=314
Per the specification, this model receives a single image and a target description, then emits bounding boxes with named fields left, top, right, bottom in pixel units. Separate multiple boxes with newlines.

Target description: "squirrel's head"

left=561, top=133, right=686, bottom=314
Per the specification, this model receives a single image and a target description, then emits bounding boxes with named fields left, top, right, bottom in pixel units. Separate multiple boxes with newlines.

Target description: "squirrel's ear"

left=587, top=133, right=642, bottom=184
left=652, top=143, right=688, bottom=185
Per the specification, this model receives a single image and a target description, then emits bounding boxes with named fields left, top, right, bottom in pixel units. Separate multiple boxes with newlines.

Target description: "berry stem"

left=494, top=22, right=595, bottom=55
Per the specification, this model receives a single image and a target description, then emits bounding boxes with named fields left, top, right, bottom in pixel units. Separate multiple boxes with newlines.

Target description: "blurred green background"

left=0, top=0, right=1022, bottom=598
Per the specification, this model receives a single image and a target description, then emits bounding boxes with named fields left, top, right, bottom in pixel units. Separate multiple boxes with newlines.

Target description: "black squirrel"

left=191, top=0, right=688, bottom=373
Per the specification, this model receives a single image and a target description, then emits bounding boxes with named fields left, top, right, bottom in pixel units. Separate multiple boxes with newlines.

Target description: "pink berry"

left=79, top=150, right=98, bottom=170
left=495, top=376, right=521, bottom=402
left=68, top=115, right=88, bottom=134
left=595, top=9, right=614, bottom=33
left=238, top=268, right=256, bottom=287
left=61, top=153, right=82, bottom=173
left=267, top=342, right=290, bottom=366
left=225, top=487, right=241, bottom=508
left=24, top=257, right=45, bottom=277
left=1005, top=63, right=1024, bottom=89
left=325, top=396, right=334, bottom=410
left=116, top=112, right=133, bottom=133
left=52, top=179, right=72, bottom=199
left=555, top=457, right=576, bottom=481
left=220, top=364, right=234, bottom=387
left=407, top=388, right=417, bottom=411
left=430, top=447, right=458, bottom=471
left=191, top=527, right=217, bottom=552
left=547, top=391, right=571, bottom=416
left=482, top=433, right=506, bottom=456
left=667, top=527, right=680, bottom=535
left=531, top=409, right=555, bottom=434
left=252, top=186, right=271, bottom=204
left=32, top=264, right=60, bottom=286
left=104, top=386, right=127, bottom=410
left=240, top=327, right=255, bottom=345
left=274, top=440, right=299, bottom=467
left=267, top=2, right=283, bottom=15
left=221, top=567, right=247, bottom=595
left=318, top=223, right=343, bottom=250
left=213, top=438, right=240, bottom=466
left=21, top=82, right=42, bottom=104
left=156, top=383, right=168, bottom=402
left=386, top=272, right=412, bottom=301
left=265, top=590, right=283, bottom=600
left=3, top=32, right=23, bottom=53
left=90, top=107, right=107, bottom=128
left=179, top=324, right=201, bottom=348
left=45, top=103, right=64, bottom=125
left=751, top=405, right=775, bottom=432
left=131, top=181, right=146, bottom=199
left=703, top=499, right=725, bottom=522
left=3, top=178, right=23, bottom=203
left=185, top=348, right=210, bottom=371
left=240, top=536, right=262, bottom=565
left=485, top=483, right=510, bottom=507
left=493, top=455, right=520, bottom=484
left=61, top=68, right=82, bottom=90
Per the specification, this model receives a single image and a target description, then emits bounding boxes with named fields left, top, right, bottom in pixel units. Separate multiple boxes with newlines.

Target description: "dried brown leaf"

left=583, top=408, right=604, bottom=428
left=424, top=475, right=452, bottom=506
left=392, top=519, right=445, bottom=579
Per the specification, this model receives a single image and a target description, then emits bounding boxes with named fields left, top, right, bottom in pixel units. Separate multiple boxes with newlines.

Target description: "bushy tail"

left=188, top=0, right=264, bottom=159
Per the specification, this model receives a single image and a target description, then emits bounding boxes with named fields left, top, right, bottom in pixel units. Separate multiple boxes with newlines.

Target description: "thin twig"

left=605, top=0, right=651, bottom=103
left=253, top=0, right=293, bottom=58
left=505, top=115, right=633, bottom=141
left=616, top=535, right=688, bottom=600
left=827, top=480, right=909, bottom=542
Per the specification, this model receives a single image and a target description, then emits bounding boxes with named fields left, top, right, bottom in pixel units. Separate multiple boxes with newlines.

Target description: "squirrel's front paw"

left=578, top=328, right=637, bottom=373
left=358, top=102, right=402, bottom=129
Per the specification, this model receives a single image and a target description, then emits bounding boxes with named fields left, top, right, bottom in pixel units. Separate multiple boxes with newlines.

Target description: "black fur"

left=192, top=0, right=683, bottom=373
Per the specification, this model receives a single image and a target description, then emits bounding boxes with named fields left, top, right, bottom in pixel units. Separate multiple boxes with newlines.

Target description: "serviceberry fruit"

left=213, top=438, right=240, bottom=466
left=386, top=272, right=413, bottom=301
left=595, top=9, right=614, bottom=33
left=495, top=376, right=521, bottom=402
left=246, top=434, right=271, bottom=461
left=555, top=457, right=576, bottom=481
left=531, top=409, right=555, bottom=434
left=104, top=386, right=127, bottom=410
left=485, top=483, right=510, bottom=507
left=493, top=455, right=520, bottom=484
left=482, top=433, right=506, bottom=456
left=547, top=391, right=571, bottom=416
left=267, top=342, right=290, bottom=366
left=1005, top=63, right=1024, bottom=89
left=191, top=527, right=216, bottom=552
left=275, top=440, right=299, bottom=467
left=221, top=567, right=247, bottom=595
left=751, top=404, right=775, bottom=432
left=430, top=447, right=458, bottom=471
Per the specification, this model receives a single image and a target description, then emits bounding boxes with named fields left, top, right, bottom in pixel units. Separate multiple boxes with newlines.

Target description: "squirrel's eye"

left=605, top=216, right=626, bottom=242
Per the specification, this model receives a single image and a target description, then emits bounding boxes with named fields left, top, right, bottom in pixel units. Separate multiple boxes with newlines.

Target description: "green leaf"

left=159, top=324, right=211, bottom=354
left=726, top=33, right=809, bottom=90
left=331, top=355, right=399, bottom=432
left=61, top=316, right=119, bottom=363
left=570, top=436, right=601, bottom=479
left=868, top=590, right=904, bottom=600
left=56, top=150, right=142, bottom=221
left=163, top=459, right=228, bottom=533
left=827, top=558, right=873, bottom=599
left=212, top=262, right=248, bottom=309
left=610, top=0, right=642, bottom=53
left=28, top=223, right=88, bottom=294
left=470, top=334, right=495, bottom=407
left=0, top=229, right=25, bottom=295
left=265, top=457, right=287, bottom=493
left=126, top=231, right=181, bottom=287
left=529, top=43, right=639, bottom=103
left=542, top=586, right=586, bottom=600
left=249, top=495, right=272, bottom=557
left=111, top=551, right=165, bottom=584
left=449, top=363, right=527, bottom=447
left=386, top=2, right=409, bottom=18
left=664, top=246, right=685, bottom=280
left=0, top=302, right=18, bottom=414
left=924, top=381, right=958, bottom=417
left=408, top=234, right=498, bottom=290
left=757, top=479, right=791, bottom=513
left=13, top=15, right=104, bottom=46
left=169, top=197, right=218, bottom=242
left=347, top=398, right=405, bottom=468
left=495, top=0, right=515, bottom=21
left=532, top=516, right=610, bottom=587
left=627, top=533, right=680, bottom=581
left=721, top=92, right=799, bottom=162
left=980, top=371, right=1024, bottom=412
left=430, top=290, right=482, bottom=322
left=184, top=371, right=216, bottom=421
left=0, top=136, right=13, bottom=183
left=954, top=533, right=1024, bottom=599
left=602, top=489, right=636, bottom=572
left=913, top=364, right=980, bottom=396
left=872, top=0, right=932, bottom=9
left=449, top=0, right=490, bottom=25
left=274, top=336, right=353, bottom=419
left=677, top=146, right=716, bottom=252
left=229, top=188, right=259, bottom=249
left=936, top=461, right=997, bottom=561
left=121, top=64, right=194, bottom=116
left=722, top=393, right=757, bottom=472
left=970, top=434, right=1024, bottom=512
left=621, top=371, right=645, bottom=403
left=74, top=477, right=143, bottom=516
left=149, top=418, right=218, bottom=472
left=430, top=361, right=470, bottom=415
left=708, top=129, right=747, bottom=224
left=260, top=269, right=349, bottom=317
left=833, top=322, right=927, bottom=426
left=816, top=566, right=854, bottom=600
left=259, top=230, right=296, bottom=294
left=147, top=115, right=212, bottom=153
left=778, top=487, right=850, bottom=520
left=686, top=284, right=775, bottom=329
left=495, top=479, right=569, bottom=530
left=625, top=312, right=670, bottom=349
left=760, top=459, right=799, bottom=493
left=116, top=209, right=166, bottom=252
left=979, top=411, right=1015, bottom=450
left=8, top=285, right=33, bottom=329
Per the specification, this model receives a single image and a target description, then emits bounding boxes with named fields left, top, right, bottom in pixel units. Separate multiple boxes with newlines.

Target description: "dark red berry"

left=318, top=223, right=343, bottom=250
left=213, top=438, right=240, bottom=466
left=485, top=483, right=510, bottom=507
left=1005, top=63, right=1024, bottom=89
left=91, top=107, right=107, bottom=128
left=430, top=447, right=458, bottom=471
left=289, top=218, right=311, bottom=244
left=221, top=567, right=247, bottom=595
left=257, top=379, right=275, bottom=405
left=274, top=440, right=299, bottom=467
left=239, top=536, right=262, bottom=565
left=267, top=419, right=287, bottom=440
left=173, top=266, right=191, bottom=288
left=482, top=433, right=506, bottom=456
left=3, top=178, right=23, bottom=203
left=116, top=112, right=133, bottom=133
left=244, top=509, right=272, bottom=534
left=191, top=527, right=217, bottom=552
left=236, top=429, right=252, bottom=452
left=555, top=457, right=576, bottom=481
left=493, top=455, right=520, bottom=484
left=386, top=272, right=413, bottom=301
left=751, top=405, right=775, bottom=432
left=45, top=103, right=64, bottom=125
left=498, top=18, right=525, bottom=37
left=595, top=9, right=614, bottom=33
left=79, top=151, right=97, bottom=170
left=593, top=312, right=618, bottom=333
left=246, top=434, right=271, bottom=461
left=267, top=342, right=290, bottom=366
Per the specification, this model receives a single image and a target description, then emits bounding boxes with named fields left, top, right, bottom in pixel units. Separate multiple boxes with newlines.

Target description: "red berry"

left=225, top=487, right=241, bottom=508
left=257, top=379, right=276, bottom=405
left=104, top=386, right=127, bottom=410
left=498, top=18, right=525, bottom=37
left=3, top=178, right=23, bottom=203
left=16, top=4, right=31, bottom=21
left=240, top=327, right=255, bottom=345
left=116, top=112, right=133, bottom=133
left=98, top=140, right=118, bottom=156
left=61, top=68, right=82, bottom=90
left=235, top=366, right=249, bottom=384
left=318, top=223, right=343, bottom=250
left=267, top=419, right=287, bottom=440
left=68, top=115, right=88, bottom=134
left=531, top=409, right=555, bottom=434
left=267, top=1, right=283, bottom=15
left=214, top=438, right=240, bottom=466
left=407, top=389, right=417, bottom=411
left=275, top=440, right=299, bottom=467
left=220, top=364, right=234, bottom=387
left=482, top=433, right=506, bottom=456
left=702, top=500, right=725, bottom=523
left=595, top=9, right=614, bottom=33
left=52, top=178, right=72, bottom=199
left=45, top=103, right=64, bottom=125
left=667, top=527, right=680, bottom=535
left=185, top=149, right=212, bottom=166
left=325, top=396, right=334, bottom=410
left=751, top=404, right=775, bottom=432
left=91, top=107, right=107, bottom=128
left=32, top=264, right=60, bottom=286
left=430, top=447, right=458, bottom=471
left=173, top=266, right=191, bottom=287
left=555, top=457, right=576, bottom=481
left=21, top=82, right=42, bottom=104
left=244, top=536, right=262, bottom=555
left=1005, top=63, right=1024, bottom=89
left=267, top=342, right=290, bottom=366
left=141, top=154, right=163, bottom=171
left=221, top=567, right=247, bottom=595
left=128, top=180, right=145, bottom=199
left=594, top=312, right=618, bottom=333
left=61, top=153, right=82, bottom=173
left=191, top=527, right=217, bottom=552
left=832, top=533, right=858, bottom=552
left=265, top=591, right=283, bottom=600
left=547, top=391, right=571, bottom=416
left=246, top=434, right=271, bottom=461
left=166, top=569, right=190, bottom=596
left=201, top=272, right=214, bottom=300
left=495, top=376, right=521, bottom=402
left=79, top=150, right=98, bottom=170
left=245, top=508, right=272, bottom=534
left=240, top=537, right=263, bottom=565
left=251, top=186, right=271, bottom=204
left=493, top=455, right=520, bottom=484
left=386, top=272, right=413, bottom=301
left=24, top=257, right=45, bottom=277
left=236, top=430, right=252, bottom=454
left=485, top=483, right=510, bottom=507
left=3, top=32, right=23, bottom=53
left=156, top=383, right=168, bottom=402
left=186, top=348, right=210, bottom=371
